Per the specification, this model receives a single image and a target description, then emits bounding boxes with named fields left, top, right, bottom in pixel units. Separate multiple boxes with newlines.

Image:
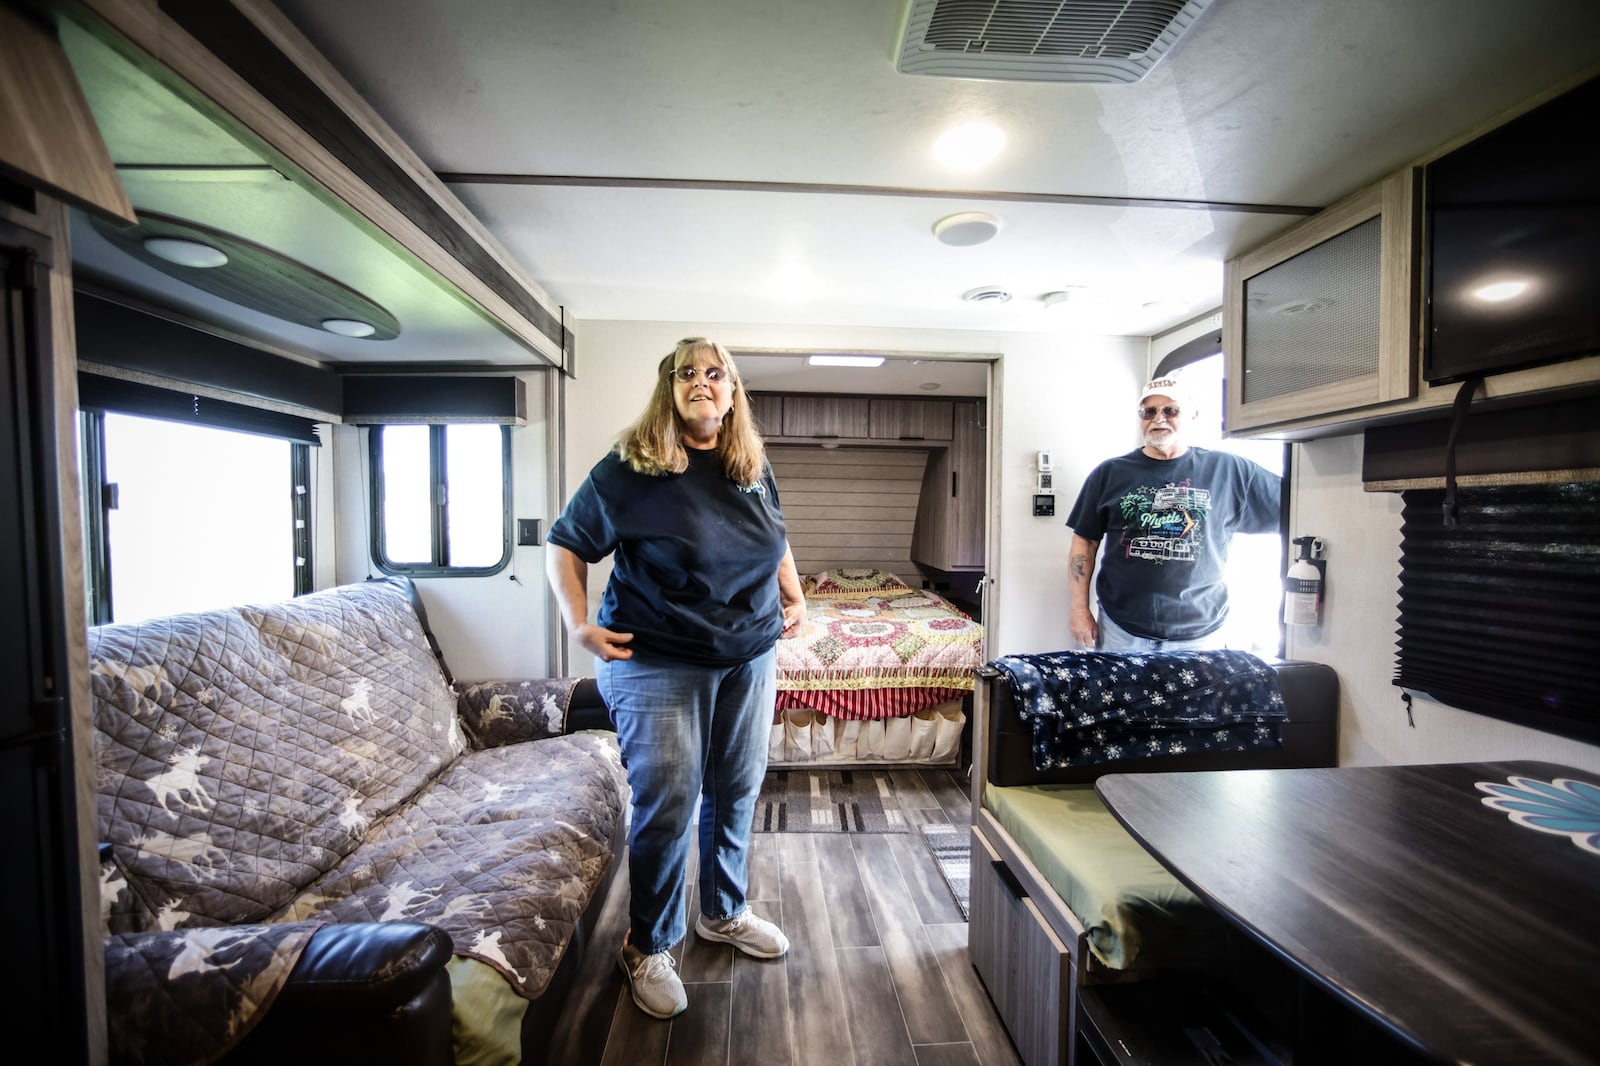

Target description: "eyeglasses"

left=1138, top=405, right=1182, bottom=420
left=670, top=365, right=727, bottom=384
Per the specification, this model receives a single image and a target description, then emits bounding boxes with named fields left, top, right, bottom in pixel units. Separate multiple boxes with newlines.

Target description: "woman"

left=545, top=336, right=806, bottom=1020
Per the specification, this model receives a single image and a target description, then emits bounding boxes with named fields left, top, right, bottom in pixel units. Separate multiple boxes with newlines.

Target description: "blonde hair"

left=615, top=337, right=767, bottom=485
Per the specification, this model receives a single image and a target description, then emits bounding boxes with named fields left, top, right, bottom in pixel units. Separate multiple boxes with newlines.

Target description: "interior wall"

left=330, top=369, right=555, bottom=680
left=558, top=319, right=1148, bottom=672
left=768, top=443, right=927, bottom=579
left=1286, top=432, right=1600, bottom=772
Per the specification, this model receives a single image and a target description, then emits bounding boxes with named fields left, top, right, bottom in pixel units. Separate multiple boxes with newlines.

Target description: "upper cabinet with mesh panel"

left=1221, top=168, right=1421, bottom=437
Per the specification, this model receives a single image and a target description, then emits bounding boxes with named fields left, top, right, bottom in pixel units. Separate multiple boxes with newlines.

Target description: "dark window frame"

left=367, top=423, right=513, bottom=578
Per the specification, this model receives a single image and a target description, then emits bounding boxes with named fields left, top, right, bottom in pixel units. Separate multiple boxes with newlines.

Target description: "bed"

left=769, top=568, right=984, bottom=766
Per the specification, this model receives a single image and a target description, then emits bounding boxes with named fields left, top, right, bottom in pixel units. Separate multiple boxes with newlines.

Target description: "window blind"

left=78, top=374, right=322, bottom=445
left=1395, top=482, right=1600, bottom=743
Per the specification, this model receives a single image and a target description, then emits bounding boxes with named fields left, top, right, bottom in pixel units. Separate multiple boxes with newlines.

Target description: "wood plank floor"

left=546, top=767, right=1023, bottom=1066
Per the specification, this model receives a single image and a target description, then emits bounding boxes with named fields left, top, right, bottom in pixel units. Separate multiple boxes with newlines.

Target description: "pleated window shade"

left=1395, top=482, right=1600, bottom=743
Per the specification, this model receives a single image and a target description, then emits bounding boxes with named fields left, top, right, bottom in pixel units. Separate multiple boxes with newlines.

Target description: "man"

left=1066, top=376, right=1281, bottom=651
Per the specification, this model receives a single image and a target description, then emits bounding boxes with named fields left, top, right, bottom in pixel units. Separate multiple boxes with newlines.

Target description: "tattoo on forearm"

left=1070, top=553, right=1090, bottom=580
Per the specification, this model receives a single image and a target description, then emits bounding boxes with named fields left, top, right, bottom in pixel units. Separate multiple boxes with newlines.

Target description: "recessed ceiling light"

left=933, top=121, right=1006, bottom=173
left=1472, top=279, right=1530, bottom=303
left=933, top=211, right=1001, bottom=247
left=963, top=286, right=1012, bottom=304
left=808, top=354, right=885, bottom=367
left=918, top=382, right=942, bottom=391
left=1041, top=289, right=1080, bottom=308
left=321, top=318, right=377, bottom=338
left=143, top=236, right=228, bottom=268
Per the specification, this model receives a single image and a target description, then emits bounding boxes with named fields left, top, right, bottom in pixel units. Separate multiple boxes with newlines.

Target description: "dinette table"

left=1095, top=759, right=1600, bottom=1065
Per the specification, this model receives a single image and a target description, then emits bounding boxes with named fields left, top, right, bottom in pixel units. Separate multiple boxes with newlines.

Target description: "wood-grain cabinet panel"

left=969, top=828, right=1070, bottom=1066
left=782, top=396, right=870, bottom=438
left=869, top=398, right=953, bottom=441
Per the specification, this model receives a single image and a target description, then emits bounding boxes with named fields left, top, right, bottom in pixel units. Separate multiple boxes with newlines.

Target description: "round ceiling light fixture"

left=963, top=286, right=1012, bottom=304
left=321, top=318, right=377, bottom=338
left=933, top=211, right=1001, bottom=247
left=143, top=236, right=229, bottom=269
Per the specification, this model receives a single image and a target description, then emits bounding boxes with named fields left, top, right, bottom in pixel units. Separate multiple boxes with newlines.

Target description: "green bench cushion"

left=983, top=782, right=1225, bottom=970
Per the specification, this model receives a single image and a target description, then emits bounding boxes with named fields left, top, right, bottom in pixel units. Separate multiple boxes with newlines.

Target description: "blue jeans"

left=597, top=647, right=775, bottom=955
left=1097, top=609, right=1227, bottom=653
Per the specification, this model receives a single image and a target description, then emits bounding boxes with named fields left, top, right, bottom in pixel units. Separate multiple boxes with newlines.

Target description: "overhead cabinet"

left=767, top=395, right=954, bottom=442
left=1224, top=168, right=1420, bottom=435
left=780, top=396, right=870, bottom=439
left=870, top=398, right=953, bottom=441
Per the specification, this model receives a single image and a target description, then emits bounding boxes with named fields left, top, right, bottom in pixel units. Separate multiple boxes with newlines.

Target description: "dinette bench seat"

left=968, top=658, right=1340, bottom=1066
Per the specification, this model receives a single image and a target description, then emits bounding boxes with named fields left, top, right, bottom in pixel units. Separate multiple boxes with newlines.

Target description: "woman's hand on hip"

left=576, top=623, right=634, bottom=661
left=780, top=600, right=807, bottom=638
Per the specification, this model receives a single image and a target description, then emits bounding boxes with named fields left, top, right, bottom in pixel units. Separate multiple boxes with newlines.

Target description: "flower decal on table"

left=1476, top=775, right=1600, bottom=855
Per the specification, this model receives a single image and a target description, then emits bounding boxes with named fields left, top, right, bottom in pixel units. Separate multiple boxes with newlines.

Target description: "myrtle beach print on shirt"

left=1119, top=479, right=1210, bottom=565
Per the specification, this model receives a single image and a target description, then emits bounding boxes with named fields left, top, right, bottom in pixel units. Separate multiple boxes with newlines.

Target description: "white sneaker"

left=617, top=940, right=687, bottom=1019
left=695, top=908, right=790, bottom=959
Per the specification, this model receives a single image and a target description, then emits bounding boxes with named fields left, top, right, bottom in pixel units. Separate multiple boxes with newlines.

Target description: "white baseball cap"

left=1137, top=375, right=1197, bottom=415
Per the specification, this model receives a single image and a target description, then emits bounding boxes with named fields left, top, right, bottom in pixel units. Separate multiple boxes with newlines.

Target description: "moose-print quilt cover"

left=91, top=580, right=626, bottom=1065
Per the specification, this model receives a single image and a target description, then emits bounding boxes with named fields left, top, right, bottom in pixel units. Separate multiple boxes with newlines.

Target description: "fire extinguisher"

left=1283, top=536, right=1325, bottom=626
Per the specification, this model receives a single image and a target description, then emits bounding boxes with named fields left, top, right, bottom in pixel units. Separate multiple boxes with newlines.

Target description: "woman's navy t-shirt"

left=547, top=445, right=789, bottom=665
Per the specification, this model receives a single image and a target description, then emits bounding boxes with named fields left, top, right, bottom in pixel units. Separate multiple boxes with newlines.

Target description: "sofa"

left=968, top=652, right=1340, bottom=1066
left=91, top=577, right=628, bottom=1066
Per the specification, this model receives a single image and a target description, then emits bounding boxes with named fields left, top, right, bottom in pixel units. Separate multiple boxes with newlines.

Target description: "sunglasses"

left=670, top=365, right=728, bottom=384
left=1139, top=405, right=1182, bottom=420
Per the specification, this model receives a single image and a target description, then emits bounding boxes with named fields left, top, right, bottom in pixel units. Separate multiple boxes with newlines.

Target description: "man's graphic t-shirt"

left=1066, top=447, right=1280, bottom=641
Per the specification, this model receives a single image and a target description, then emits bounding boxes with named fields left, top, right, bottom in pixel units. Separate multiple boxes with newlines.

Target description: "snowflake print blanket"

left=985, top=649, right=1287, bottom=771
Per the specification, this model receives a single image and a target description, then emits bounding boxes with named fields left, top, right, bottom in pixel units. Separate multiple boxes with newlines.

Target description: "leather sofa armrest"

left=221, top=922, right=454, bottom=1066
left=456, top=676, right=614, bottom=748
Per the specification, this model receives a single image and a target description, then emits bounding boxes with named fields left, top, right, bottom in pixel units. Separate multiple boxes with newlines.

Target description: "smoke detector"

left=896, top=0, right=1214, bottom=84
left=933, top=211, right=1001, bottom=246
left=963, top=286, right=1012, bottom=304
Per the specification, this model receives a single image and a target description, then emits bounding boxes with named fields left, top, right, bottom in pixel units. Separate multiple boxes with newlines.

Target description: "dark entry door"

left=1, top=219, right=91, bottom=1063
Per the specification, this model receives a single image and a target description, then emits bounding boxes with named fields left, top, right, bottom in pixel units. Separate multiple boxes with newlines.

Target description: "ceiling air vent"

left=896, top=0, right=1214, bottom=84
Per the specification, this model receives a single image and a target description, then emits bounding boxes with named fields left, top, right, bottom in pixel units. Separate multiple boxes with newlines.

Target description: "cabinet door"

left=869, top=398, right=953, bottom=441
left=910, top=400, right=985, bottom=571
left=1224, top=168, right=1418, bottom=435
left=747, top=393, right=783, bottom=438
left=781, top=396, right=869, bottom=439
left=949, top=400, right=985, bottom=568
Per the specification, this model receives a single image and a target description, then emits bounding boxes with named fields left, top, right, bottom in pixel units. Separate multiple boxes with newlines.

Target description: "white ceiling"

left=64, top=0, right=1600, bottom=385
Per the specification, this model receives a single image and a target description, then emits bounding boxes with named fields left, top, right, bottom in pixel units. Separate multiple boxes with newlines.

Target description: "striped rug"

left=753, top=769, right=911, bottom=833
left=917, top=822, right=971, bottom=920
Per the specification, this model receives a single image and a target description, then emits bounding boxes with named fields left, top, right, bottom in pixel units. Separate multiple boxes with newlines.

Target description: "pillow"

left=808, top=568, right=911, bottom=594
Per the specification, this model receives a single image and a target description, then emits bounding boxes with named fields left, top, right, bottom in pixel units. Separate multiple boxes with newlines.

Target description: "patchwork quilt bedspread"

left=776, top=570, right=984, bottom=720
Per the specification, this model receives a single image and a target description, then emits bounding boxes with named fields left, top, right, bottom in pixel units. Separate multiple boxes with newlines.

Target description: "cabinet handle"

left=994, top=859, right=1027, bottom=901
left=951, top=472, right=958, bottom=498
left=814, top=433, right=840, bottom=439
left=898, top=435, right=925, bottom=441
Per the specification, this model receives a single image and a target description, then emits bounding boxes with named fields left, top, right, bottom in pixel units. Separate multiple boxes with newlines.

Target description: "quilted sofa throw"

left=90, top=579, right=625, bottom=1066
left=987, top=649, right=1288, bottom=770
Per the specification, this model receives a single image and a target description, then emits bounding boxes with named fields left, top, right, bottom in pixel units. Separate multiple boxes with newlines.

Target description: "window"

left=369, top=424, right=511, bottom=575
left=80, top=411, right=310, bottom=624
left=1166, top=353, right=1287, bottom=657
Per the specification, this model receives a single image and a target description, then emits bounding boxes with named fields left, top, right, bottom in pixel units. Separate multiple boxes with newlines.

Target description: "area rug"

left=918, top=822, right=970, bottom=920
left=754, top=769, right=911, bottom=833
